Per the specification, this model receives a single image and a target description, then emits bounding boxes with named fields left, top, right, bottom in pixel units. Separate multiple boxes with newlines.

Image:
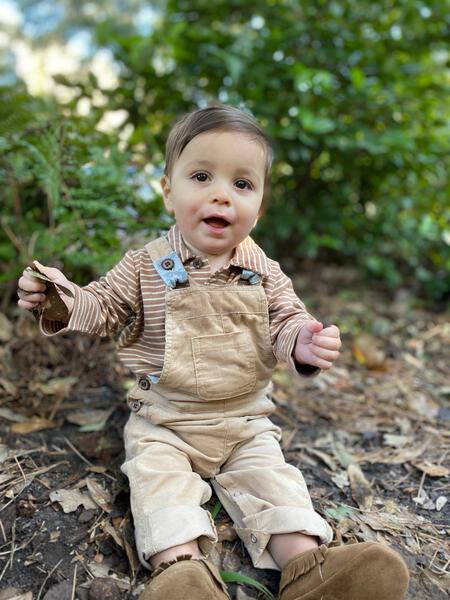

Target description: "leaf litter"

left=0, top=267, right=448, bottom=599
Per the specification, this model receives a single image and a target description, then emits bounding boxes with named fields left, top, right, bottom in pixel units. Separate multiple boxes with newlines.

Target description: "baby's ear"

left=160, top=175, right=173, bottom=212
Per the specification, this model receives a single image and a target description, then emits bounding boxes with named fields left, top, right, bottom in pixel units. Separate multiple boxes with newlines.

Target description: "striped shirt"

left=41, top=225, right=317, bottom=376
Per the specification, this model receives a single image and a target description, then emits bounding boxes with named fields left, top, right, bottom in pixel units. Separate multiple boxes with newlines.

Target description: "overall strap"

left=145, top=237, right=188, bottom=289
left=240, top=268, right=262, bottom=285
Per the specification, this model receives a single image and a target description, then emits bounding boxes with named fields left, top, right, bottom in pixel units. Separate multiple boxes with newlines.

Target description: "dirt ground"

left=0, top=266, right=449, bottom=600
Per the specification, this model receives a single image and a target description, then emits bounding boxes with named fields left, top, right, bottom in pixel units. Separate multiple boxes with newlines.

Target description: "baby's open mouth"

left=203, top=217, right=230, bottom=228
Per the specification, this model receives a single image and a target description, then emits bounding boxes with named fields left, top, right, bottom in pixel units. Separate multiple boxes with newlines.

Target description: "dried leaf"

left=0, top=407, right=27, bottom=422
left=0, top=313, right=14, bottom=342
left=348, top=463, right=373, bottom=510
left=411, top=460, right=449, bottom=478
left=86, top=479, right=113, bottom=513
left=408, top=393, right=439, bottom=419
left=352, top=334, right=386, bottom=369
left=383, top=434, right=414, bottom=448
left=358, top=509, right=424, bottom=535
left=25, top=264, right=72, bottom=322
left=11, top=417, right=56, bottom=434
left=0, top=377, right=19, bottom=397
left=65, top=408, right=113, bottom=431
left=436, top=496, right=447, bottom=511
left=306, top=448, right=338, bottom=471
left=331, top=441, right=356, bottom=468
left=49, top=488, right=96, bottom=513
left=31, top=376, right=77, bottom=397
left=0, top=444, right=9, bottom=463
left=25, top=265, right=74, bottom=297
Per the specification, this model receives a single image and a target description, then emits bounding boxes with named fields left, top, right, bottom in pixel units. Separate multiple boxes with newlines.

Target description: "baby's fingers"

left=18, top=273, right=46, bottom=293
left=311, top=344, right=340, bottom=363
left=319, top=325, right=340, bottom=338
left=312, top=334, right=342, bottom=351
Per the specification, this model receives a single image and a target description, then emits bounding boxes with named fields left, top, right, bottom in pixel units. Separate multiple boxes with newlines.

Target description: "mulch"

left=0, top=267, right=448, bottom=599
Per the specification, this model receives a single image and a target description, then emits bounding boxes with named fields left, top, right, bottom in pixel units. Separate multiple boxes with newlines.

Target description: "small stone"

left=88, top=578, right=121, bottom=600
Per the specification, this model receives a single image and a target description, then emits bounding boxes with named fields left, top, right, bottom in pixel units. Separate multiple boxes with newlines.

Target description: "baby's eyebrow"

left=185, top=159, right=215, bottom=169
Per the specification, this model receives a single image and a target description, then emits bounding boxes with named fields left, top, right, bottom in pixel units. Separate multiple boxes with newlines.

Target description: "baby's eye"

left=235, top=179, right=252, bottom=190
left=192, top=172, right=209, bottom=182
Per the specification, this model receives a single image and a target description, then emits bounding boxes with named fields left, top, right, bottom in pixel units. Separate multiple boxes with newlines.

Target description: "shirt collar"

left=166, top=224, right=270, bottom=278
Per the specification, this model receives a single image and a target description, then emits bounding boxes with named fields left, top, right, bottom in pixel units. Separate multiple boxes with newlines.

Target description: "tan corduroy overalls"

left=121, top=237, right=332, bottom=571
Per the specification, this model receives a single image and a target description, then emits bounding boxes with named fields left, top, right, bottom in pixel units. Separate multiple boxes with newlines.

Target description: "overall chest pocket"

left=191, top=330, right=256, bottom=400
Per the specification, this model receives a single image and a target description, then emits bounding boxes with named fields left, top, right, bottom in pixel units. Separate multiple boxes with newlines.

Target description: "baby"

left=18, top=104, right=409, bottom=600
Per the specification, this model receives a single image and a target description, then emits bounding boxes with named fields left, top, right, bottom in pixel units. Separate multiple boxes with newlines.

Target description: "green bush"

left=0, top=84, right=165, bottom=288
left=1, top=0, right=449, bottom=300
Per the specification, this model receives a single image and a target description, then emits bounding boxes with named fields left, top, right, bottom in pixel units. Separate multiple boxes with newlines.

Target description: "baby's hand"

left=294, top=321, right=341, bottom=370
left=17, top=261, right=75, bottom=317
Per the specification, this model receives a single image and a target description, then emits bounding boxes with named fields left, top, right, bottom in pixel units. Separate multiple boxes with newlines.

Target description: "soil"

left=0, top=266, right=448, bottom=599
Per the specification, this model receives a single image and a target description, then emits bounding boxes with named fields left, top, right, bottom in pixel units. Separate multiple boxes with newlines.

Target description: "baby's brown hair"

left=164, top=104, right=273, bottom=211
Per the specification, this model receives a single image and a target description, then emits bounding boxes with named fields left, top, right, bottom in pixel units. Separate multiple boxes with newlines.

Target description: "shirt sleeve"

left=39, top=250, right=140, bottom=338
left=265, top=260, right=320, bottom=376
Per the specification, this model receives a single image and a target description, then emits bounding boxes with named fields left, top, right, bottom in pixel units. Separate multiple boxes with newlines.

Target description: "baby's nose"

left=211, top=186, right=231, bottom=205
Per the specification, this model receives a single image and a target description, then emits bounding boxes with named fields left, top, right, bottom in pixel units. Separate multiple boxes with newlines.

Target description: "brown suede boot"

left=139, top=555, right=231, bottom=600
left=279, top=542, right=409, bottom=600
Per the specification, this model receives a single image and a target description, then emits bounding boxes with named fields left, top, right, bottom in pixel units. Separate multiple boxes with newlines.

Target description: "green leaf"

left=210, top=500, right=222, bottom=520
left=220, top=571, right=276, bottom=600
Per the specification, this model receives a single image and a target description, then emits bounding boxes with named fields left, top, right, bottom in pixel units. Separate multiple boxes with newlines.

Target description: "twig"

left=414, top=471, right=426, bottom=506
left=71, top=563, right=78, bottom=600
left=0, top=519, right=6, bottom=544
left=0, top=555, right=11, bottom=583
left=36, top=558, right=63, bottom=600
left=64, top=437, right=93, bottom=467
left=14, top=456, right=27, bottom=485
left=9, top=519, right=16, bottom=569
left=0, top=461, right=68, bottom=514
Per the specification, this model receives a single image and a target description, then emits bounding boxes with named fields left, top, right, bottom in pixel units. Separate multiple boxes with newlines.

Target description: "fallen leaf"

left=358, top=509, right=424, bottom=535
left=411, top=460, right=449, bottom=477
left=331, top=441, right=356, bottom=468
left=436, top=496, right=447, bottom=511
left=408, top=393, right=440, bottom=419
left=0, top=407, right=26, bottom=423
left=65, top=408, right=113, bottom=432
left=331, top=471, right=349, bottom=490
left=49, top=488, right=97, bottom=513
left=306, top=448, right=338, bottom=471
left=348, top=463, right=373, bottom=510
left=0, top=444, right=9, bottom=463
left=102, top=519, right=124, bottom=548
left=11, top=417, right=56, bottom=434
left=0, top=377, right=19, bottom=397
left=31, top=376, right=77, bottom=397
left=352, top=334, right=386, bottom=369
left=0, top=313, right=14, bottom=342
left=86, top=479, right=113, bottom=513
left=383, top=434, right=414, bottom=448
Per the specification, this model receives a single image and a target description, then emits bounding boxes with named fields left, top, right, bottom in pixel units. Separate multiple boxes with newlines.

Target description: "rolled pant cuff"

left=137, top=505, right=218, bottom=569
left=235, top=506, right=333, bottom=571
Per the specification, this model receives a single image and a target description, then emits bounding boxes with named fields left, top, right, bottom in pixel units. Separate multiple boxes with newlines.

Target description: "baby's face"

left=161, top=130, right=266, bottom=266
